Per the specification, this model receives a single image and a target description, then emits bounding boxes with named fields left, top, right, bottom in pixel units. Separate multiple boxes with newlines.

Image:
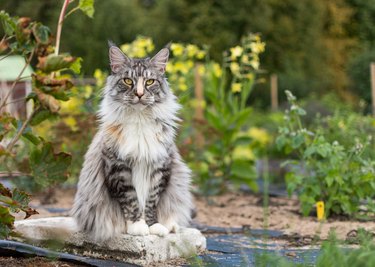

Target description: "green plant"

left=0, top=0, right=94, bottom=238
left=188, top=34, right=266, bottom=195
left=276, top=91, right=375, bottom=217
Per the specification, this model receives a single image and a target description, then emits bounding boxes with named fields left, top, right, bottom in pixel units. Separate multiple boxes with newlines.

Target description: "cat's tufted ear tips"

left=108, top=43, right=130, bottom=74
left=151, top=46, right=170, bottom=74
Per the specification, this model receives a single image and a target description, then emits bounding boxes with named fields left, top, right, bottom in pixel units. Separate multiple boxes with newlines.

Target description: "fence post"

left=194, top=64, right=204, bottom=147
left=371, top=63, right=375, bottom=116
left=271, top=74, right=278, bottom=111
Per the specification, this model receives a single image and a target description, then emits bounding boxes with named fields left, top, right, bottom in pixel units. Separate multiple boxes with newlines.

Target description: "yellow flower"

left=120, top=44, right=131, bottom=55
left=230, top=46, right=243, bottom=59
left=231, top=83, right=242, bottom=93
left=187, top=44, right=199, bottom=58
left=196, top=50, right=206, bottom=59
left=213, top=63, right=222, bottom=77
left=60, top=97, right=83, bottom=115
left=63, top=116, right=78, bottom=132
left=179, top=83, right=188, bottom=91
left=197, top=64, right=205, bottom=76
left=186, top=60, right=194, bottom=69
left=248, top=127, right=271, bottom=145
left=241, top=55, right=249, bottom=64
left=84, top=85, right=93, bottom=99
left=174, top=61, right=189, bottom=74
left=230, top=62, right=240, bottom=75
left=245, top=73, right=254, bottom=80
left=171, top=43, right=184, bottom=56
left=249, top=59, right=260, bottom=70
left=178, top=76, right=188, bottom=91
left=191, top=99, right=206, bottom=108
left=250, top=41, right=266, bottom=54
left=132, top=46, right=147, bottom=58
left=94, top=69, right=106, bottom=87
left=233, top=146, right=255, bottom=160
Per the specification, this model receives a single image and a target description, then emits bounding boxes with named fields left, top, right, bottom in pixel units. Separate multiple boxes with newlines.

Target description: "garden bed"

left=18, top=188, right=375, bottom=242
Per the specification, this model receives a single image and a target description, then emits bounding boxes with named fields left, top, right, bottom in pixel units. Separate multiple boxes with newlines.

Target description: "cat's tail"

left=157, top=150, right=194, bottom=229
left=70, top=132, right=125, bottom=242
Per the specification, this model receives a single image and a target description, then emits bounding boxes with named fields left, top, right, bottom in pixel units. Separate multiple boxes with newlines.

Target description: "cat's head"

left=106, top=43, right=170, bottom=109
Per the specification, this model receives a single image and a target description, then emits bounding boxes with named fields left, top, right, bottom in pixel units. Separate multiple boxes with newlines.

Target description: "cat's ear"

left=151, top=46, right=170, bottom=74
left=108, top=42, right=130, bottom=73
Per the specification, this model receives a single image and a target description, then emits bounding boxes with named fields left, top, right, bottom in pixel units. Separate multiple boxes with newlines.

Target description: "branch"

left=0, top=51, right=12, bottom=61
left=0, top=49, right=34, bottom=110
left=6, top=109, right=36, bottom=151
left=55, top=0, right=71, bottom=56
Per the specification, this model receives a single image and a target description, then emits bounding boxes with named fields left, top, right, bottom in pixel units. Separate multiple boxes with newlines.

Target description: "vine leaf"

left=79, top=0, right=95, bottom=18
left=30, top=142, right=72, bottom=187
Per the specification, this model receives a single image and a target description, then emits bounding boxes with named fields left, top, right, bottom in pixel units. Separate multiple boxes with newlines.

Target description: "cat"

left=71, top=43, right=193, bottom=241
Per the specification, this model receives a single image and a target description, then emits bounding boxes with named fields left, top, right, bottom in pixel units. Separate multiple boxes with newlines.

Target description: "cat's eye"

left=145, top=79, right=155, bottom=86
left=123, top=78, right=133, bottom=86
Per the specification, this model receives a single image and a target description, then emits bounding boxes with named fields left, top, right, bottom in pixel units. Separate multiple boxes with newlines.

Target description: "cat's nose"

left=135, top=91, right=144, bottom=98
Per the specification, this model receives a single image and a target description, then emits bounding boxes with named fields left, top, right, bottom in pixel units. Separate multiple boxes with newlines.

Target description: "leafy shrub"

left=0, top=1, right=94, bottom=238
left=276, top=91, right=375, bottom=217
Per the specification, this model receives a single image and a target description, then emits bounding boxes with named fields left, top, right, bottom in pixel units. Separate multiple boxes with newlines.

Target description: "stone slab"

left=14, top=217, right=206, bottom=265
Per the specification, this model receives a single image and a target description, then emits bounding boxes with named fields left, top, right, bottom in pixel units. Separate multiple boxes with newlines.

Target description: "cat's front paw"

left=149, top=223, right=169, bottom=237
left=127, top=220, right=150, bottom=236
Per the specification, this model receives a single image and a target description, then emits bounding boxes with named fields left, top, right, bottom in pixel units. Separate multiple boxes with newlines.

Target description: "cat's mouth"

left=131, top=98, right=154, bottom=106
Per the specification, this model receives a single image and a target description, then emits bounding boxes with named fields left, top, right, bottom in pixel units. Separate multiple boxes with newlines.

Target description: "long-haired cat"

left=71, top=43, right=193, bottom=241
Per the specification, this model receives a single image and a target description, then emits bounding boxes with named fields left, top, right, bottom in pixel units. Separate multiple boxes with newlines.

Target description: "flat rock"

left=14, top=217, right=206, bottom=265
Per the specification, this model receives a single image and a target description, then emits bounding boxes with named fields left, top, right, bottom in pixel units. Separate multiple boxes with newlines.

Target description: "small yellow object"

left=316, top=201, right=325, bottom=221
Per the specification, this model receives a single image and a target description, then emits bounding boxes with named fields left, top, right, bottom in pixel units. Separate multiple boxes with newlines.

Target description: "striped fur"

left=71, top=45, right=193, bottom=241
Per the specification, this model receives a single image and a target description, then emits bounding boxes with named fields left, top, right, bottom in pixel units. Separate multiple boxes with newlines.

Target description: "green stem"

left=55, top=0, right=71, bottom=57
left=6, top=109, right=36, bottom=152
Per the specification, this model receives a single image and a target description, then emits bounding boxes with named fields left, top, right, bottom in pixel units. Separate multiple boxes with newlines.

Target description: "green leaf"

left=11, top=189, right=30, bottom=209
left=32, top=23, right=50, bottom=44
left=69, top=57, right=82, bottom=74
left=0, top=206, right=14, bottom=239
left=30, top=109, right=56, bottom=126
left=0, top=11, right=17, bottom=36
left=275, top=136, right=287, bottom=151
left=30, top=142, right=72, bottom=187
left=22, top=132, right=41, bottom=145
left=37, top=54, right=77, bottom=73
left=291, top=133, right=304, bottom=149
left=230, top=108, right=252, bottom=128
left=79, top=0, right=95, bottom=18
left=231, top=159, right=256, bottom=179
left=234, top=136, right=252, bottom=146
left=205, top=110, right=223, bottom=131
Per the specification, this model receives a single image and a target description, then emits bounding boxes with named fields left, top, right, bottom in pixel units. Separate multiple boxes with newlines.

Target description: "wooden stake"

left=194, top=64, right=204, bottom=147
left=371, top=63, right=375, bottom=116
left=271, top=74, right=278, bottom=111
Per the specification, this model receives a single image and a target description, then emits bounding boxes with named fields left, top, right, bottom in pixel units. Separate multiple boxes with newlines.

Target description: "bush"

left=276, top=91, right=375, bottom=217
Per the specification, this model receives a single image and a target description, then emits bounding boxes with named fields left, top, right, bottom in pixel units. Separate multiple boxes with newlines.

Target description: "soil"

left=0, top=257, right=83, bottom=267
left=19, top=188, right=375, bottom=240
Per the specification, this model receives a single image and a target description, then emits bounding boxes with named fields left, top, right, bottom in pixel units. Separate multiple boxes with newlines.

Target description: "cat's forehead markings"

left=126, top=59, right=152, bottom=78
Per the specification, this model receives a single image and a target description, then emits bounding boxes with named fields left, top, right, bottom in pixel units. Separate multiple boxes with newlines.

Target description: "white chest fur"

left=116, top=116, right=169, bottom=162
left=103, top=113, right=170, bottom=211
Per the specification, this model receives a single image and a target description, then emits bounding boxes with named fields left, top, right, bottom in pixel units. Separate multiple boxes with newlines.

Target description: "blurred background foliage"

left=1, top=0, right=375, bottom=105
